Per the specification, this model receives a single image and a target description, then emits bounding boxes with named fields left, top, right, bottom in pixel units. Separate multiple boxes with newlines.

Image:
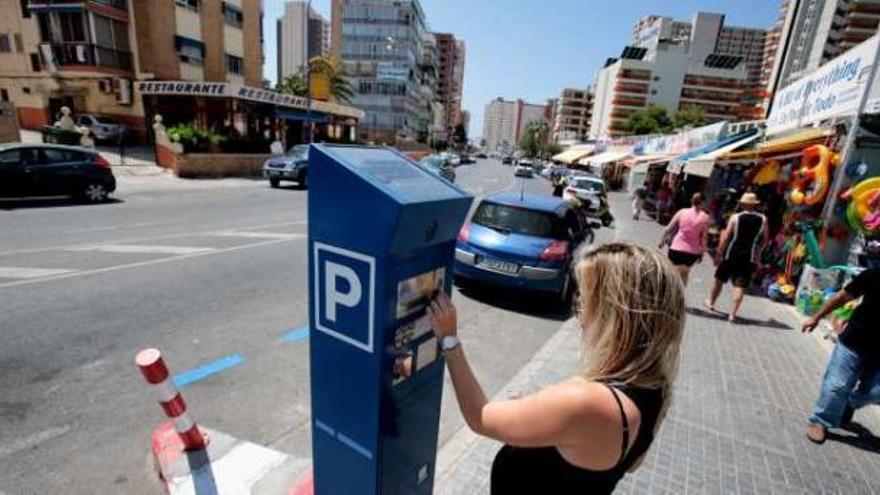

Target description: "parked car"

left=501, top=155, right=514, bottom=165
left=74, top=114, right=128, bottom=143
left=475, top=152, right=487, bottom=159
left=453, top=192, right=593, bottom=301
left=459, top=154, right=476, bottom=164
left=563, top=175, right=606, bottom=205
left=264, top=144, right=309, bottom=188
left=514, top=161, right=534, bottom=178
left=419, top=155, right=456, bottom=182
left=0, top=143, right=116, bottom=203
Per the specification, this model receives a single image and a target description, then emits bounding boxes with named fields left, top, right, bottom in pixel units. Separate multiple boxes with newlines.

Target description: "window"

left=41, top=148, right=84, bottom=164
left=0, top=35, right=10, bottom=53
left=14, top=33, right=23, bottom=52
left=175, top=36, right=205, bottom=65
left=222, top=2, right=244, bottom=29
left=19, top=0, right=29, bottom=18
left=175, top=0, right=199, bottom=10
left=472, top=202, right=566, bottom=239
left=0, top=149, right=20, bottom=166
left=93, top=14, right=129, bottom=51
left=225, top=53, right=244, bottom=75
left=0, top=89, right=8, bottom=102
left=30, top=53, right=41, bottom=72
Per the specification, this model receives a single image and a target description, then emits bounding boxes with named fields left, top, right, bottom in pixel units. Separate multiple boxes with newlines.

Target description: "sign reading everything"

left=313, top=243, right=376, bottom=353
left=766, top=34, right=880, bottom=136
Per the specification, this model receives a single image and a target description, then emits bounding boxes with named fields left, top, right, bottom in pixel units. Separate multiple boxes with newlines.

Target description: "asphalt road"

left=0, top=159, right=581, bottom=493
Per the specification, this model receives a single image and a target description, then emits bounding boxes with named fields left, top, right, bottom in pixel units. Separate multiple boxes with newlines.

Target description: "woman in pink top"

left=659, top=193, right=711, bottom=285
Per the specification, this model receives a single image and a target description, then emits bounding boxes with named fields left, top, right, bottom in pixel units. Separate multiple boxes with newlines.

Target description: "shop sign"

left=767, top=34, right=880, bottom=136
left=639, top=122, right=726, bottom=155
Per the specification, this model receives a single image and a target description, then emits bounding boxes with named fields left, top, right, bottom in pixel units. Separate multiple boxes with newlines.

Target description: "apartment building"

left=592, top=16, right=750, bottom=139
left=276, top=1, right=329, bottom=82
left=632, top=12, right=766, bottom=113
left=769, top=0, right=880, bottom=95
left=552, top=87, right=592, bottom=143
left=330, top=0, right=437, bottom=144
left=434, top=32, right=465, bottom=143
left=0, top=0, right=262, bottom=139
left=482, top=97, right=549, bottom=153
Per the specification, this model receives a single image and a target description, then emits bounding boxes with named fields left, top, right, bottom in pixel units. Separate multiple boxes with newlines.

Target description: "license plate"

left=267, top=170, right=281, bottom=177
left=479, top=258, right=519, bottom=274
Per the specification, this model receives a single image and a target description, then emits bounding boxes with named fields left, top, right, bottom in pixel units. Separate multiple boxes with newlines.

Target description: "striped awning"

left=551, top=145, right=596, bottom=164
left=720, top=128, right=832, bottom=162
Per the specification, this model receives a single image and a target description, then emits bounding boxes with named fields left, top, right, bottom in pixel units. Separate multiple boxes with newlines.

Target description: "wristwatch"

left=440, top=335, right=461, bottom=353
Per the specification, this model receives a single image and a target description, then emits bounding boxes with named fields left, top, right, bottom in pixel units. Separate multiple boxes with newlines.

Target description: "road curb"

left=434, top=317, right=580, bottom=483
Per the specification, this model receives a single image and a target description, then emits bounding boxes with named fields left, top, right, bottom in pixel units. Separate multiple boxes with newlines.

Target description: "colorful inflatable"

left=790, top=145, right=838, bottom=206
left=841, top=177, right=880, bottom=235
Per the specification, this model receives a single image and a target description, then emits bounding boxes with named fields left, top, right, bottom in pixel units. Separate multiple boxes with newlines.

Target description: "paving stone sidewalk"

left=436, top=193, right=880, bottom=494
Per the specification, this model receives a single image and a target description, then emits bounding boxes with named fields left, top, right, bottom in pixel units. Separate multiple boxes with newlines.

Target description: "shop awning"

left=720, top=128, right=833, bottom=162
left=579, top=149, right=631, bottom=167
left=551, top=145, right=595, bottom=164
left=680, top=132, right=763, bottom=178
left=623, top=153, right=672, bottom=168
left=668, top=129, right=760, bottom=174
left=273, top=107, right=330, bottom=123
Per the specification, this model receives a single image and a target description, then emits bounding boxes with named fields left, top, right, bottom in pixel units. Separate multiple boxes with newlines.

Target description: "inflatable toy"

left=790, top=145, right=838, bottom=206
left=841, top=177, right=880, bottom=235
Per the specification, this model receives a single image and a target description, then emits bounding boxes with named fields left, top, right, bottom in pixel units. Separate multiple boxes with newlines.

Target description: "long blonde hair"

left=574, top=242, right=685, bottom=405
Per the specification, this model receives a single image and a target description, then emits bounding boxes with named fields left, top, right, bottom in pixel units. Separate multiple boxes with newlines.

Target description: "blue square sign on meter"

left=307, top=144, right=472, bottom=494
left=314, top=242, right=375, bottom=353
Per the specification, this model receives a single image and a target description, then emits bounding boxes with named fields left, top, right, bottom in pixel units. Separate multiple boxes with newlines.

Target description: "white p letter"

left=325, top=261, right=362, bottom=322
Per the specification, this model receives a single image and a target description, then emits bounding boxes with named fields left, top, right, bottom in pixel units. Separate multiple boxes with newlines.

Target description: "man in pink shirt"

left=659, top=193, right=711, bottom=285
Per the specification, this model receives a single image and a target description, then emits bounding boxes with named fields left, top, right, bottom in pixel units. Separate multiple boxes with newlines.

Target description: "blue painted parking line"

left=282, top=326, right=310, bottom=343
left=171, top=353, right=245, bottom=388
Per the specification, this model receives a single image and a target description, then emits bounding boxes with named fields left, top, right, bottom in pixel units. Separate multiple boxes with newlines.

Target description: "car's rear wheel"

left=269, top=177, right=281, bottom=188
left=80, top=183, right=109, bottom=203
left=298, top=171, right=308, bottom=189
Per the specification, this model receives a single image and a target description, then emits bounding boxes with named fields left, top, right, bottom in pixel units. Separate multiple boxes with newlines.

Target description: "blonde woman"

left=429, top=242, right=685, bottom=494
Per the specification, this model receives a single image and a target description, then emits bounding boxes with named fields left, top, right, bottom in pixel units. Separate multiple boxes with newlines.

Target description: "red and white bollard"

left=136, top=348, right=207, bottom=451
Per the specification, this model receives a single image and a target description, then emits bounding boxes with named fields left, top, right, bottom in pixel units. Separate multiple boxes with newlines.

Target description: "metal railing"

left=46, top=42, right=133, bottom=72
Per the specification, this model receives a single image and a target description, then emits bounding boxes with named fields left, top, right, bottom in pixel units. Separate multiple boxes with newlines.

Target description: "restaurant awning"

left=668, top=129, right=760, bottom=174
left=273, top=108, right=331, bottom=123
left=719, top=127, right=833, bottom=162
left=551, top=145, right=596, bottom=164
left=579, top=149, right=631, bottom=167
left=681, top=132, right=763, bottom=177
left=623, top=153, right=672, bottom=168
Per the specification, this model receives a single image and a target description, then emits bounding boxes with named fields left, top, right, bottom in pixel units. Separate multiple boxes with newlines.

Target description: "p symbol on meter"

left=314, top=242, right=376, bottom=353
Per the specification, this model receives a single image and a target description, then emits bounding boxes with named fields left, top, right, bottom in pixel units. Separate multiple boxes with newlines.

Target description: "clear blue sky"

left=263, top=1, right=781, bottom=138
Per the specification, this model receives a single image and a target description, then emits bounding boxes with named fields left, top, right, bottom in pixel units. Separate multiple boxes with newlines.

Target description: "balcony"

left=43, top=42, right=133, bottom=72
left=611, top=96, right=646, bottom=108
left=613, top=83, right=649, bottom=95
left=29, top=0, right=128, bottom=11
left=617, top=69, right=651, bottom=82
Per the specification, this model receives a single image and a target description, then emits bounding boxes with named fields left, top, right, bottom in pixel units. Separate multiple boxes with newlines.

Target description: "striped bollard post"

left=136, top=348, right=207, bottom=451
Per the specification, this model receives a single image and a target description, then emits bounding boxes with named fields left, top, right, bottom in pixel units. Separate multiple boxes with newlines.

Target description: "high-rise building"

left=0, top=0, right=263, bottom=138
left=760, top=0, right=792, bottom=111
left=552, top=88, right=593, bottom=143
left=434, top=33, right=465, bottom=143
left=592, top=12, right=755, bottom=139
left=632, top=12, right=767, bottom=112
left=768, top=0, right=880, bottom=98
left=331, top=0, right=437, bottom=144
left=482, top=97, right=549, bottom=153
left=276, top=1, right=330, bottom=82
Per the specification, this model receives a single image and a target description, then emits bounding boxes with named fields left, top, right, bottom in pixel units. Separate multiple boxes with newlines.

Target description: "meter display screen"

left=325, top=147, right=465, bottom=203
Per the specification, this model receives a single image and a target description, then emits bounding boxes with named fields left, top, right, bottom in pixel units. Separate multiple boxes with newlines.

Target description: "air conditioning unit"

left=114, top=78, right=132, bottom=105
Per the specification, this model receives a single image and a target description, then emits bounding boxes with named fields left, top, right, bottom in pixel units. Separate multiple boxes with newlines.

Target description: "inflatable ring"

left=790, top=145, right=836, bottom=206
left=843, top=177, right=880, bottom=234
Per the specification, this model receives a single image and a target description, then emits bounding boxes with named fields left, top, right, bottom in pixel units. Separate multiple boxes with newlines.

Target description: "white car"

left=563, top=175, right=606, bottom=212
left=514, top=163, right=534, bottom=178
left=74, top=114, right=128, bottom=142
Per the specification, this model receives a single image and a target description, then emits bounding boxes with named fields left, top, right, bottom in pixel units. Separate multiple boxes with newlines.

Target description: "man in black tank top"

left=706, top=193, right=769, bottom=323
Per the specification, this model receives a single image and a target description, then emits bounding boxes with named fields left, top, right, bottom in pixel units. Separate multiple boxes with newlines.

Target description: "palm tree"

left=275, top=56, right=354, bottom=104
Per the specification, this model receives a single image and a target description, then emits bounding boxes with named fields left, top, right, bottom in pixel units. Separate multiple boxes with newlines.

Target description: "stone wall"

left=174, top=153, right=270, bottom=179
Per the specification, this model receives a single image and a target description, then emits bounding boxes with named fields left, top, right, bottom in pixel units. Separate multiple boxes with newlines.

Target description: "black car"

left=501, top=156, right=513, bottom=165
left=475, top=152, right=487, bottom=159
left=0, top=143, right=116, bottom=203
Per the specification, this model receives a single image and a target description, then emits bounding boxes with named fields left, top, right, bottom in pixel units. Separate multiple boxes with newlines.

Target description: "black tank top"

left=724, top=211, right=766, bottom=262
left=490, top=384, right=664, bottom=494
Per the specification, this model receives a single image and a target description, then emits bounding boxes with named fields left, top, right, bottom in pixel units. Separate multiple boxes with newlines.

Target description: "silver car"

left=264, top=144, right=309, bottom=188
left=74, top=114, right=127, bottom=143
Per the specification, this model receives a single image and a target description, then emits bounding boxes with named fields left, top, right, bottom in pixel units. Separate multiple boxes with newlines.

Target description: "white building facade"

left=482, top=97, right=548, bottom=153
left=277, top=1, right=330, bottom=82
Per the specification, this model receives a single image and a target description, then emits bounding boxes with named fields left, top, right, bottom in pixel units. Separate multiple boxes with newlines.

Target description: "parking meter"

left=307, top=145, right=472, bottom=494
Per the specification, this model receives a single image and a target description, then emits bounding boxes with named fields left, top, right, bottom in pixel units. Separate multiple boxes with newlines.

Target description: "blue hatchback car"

left=453, top=192, right=591, bottom=300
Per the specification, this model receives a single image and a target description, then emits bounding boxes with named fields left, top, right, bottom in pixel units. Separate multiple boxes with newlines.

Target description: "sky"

left=262, top=1, right=781, bottom=138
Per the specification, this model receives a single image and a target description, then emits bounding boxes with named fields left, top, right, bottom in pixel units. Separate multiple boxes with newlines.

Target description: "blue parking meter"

left=307, top=145, right=472, bottom=494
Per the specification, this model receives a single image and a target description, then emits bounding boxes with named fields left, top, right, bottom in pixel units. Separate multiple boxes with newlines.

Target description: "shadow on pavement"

left=829, top=422, right=880, bottom=455
left=185, top=449, right=219, bottom=494
left=685, top=306, right=793, bottom=331
left=0, top=197, right=123, bottom=210
left=455, top=279, right=571, bottom=321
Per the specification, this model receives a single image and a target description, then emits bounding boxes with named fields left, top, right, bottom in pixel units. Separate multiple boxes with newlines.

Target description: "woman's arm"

left=659, top=211, right=680, bottom=248
left=429, top=292, right=603, bottom=447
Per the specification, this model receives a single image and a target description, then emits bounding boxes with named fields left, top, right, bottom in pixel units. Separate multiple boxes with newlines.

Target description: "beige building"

left=552, top=88, right=592, bottom=143
left=482, top=97, right=549, bottom=153
left=0, top=0, right=262, bottom=140
left=276, top=1, right=329, bottom=82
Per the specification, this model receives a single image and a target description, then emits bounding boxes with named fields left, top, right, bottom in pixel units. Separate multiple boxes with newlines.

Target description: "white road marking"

left=0, top=425, right=71, bottom=459
left=0, top=266, right=77, bottom=279
left=170, top=442, right=289, bottom=494
left=66, top=244, right=215, bottom=255
left=215, top=232, right=305, bottom=240
left=0, top=237, right=303, bottom=290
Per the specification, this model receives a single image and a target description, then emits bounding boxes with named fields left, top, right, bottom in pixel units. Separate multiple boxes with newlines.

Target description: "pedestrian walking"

left=552, top=173, right=566, bottom=197
left=429, top=242, right=685, bottom=494
left=659, top=193, right=711, bottom=285
left=802, top=267, right=880, bottom=444
left=705, top=192, right=769, bottom=323
left=631, top=181, right=648, bottom=220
